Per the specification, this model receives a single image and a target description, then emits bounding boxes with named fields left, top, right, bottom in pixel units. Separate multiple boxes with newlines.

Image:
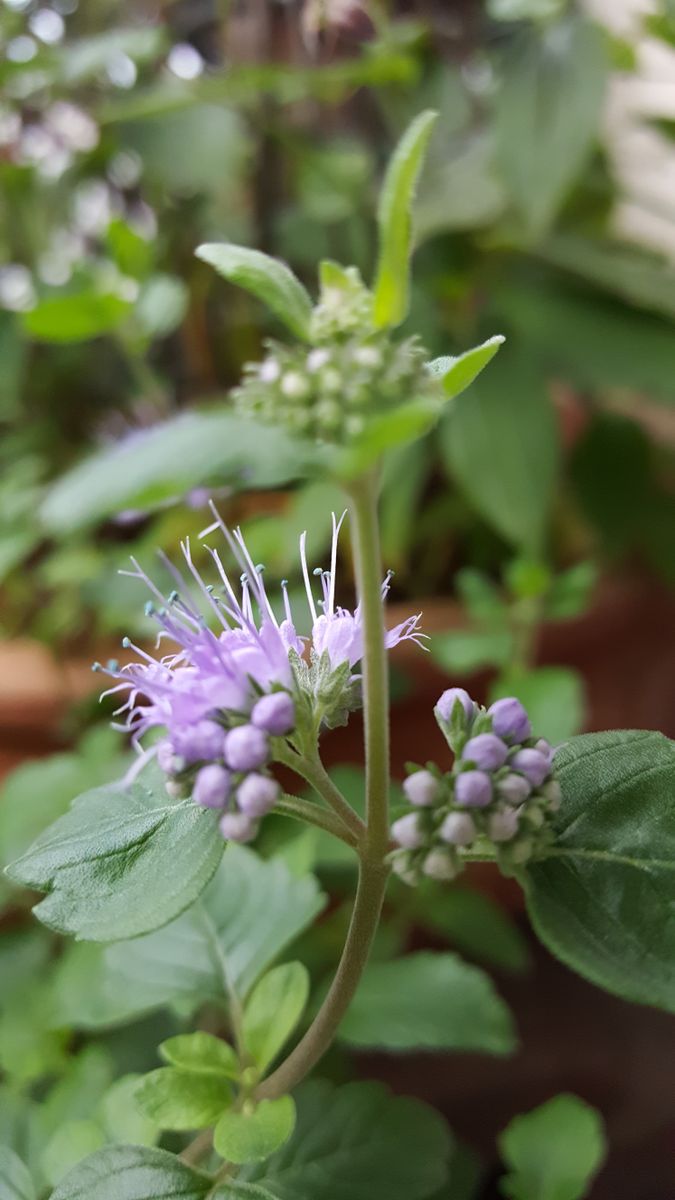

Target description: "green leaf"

left=32, top=1047, right=114, bottom=1144
left=22, top=293, right=133, bottom=343
left=524, top=730, right=675, bottom=1011
left=412, top=887, right=531, bottom=974
left=333, top=395, right=443, bottom=479
left=499, top=1094, right=606, bottom=1200
left=160, top=1033, right=239, bottom=1079
left=338, top=952, right=516, bottom=1054
left=101, top=848, right=324, bottom=1022
left=50, top=1145, right=211, bottom=1200
left=490, top=667, right=585, bottom=743
left=134, top=1068, right=231, bottom=1130
left=98, top=1075, right=159, bottom=1146
left=540, top=234, right=675, bottom=320
left=0, top=1147, right=35, bottom=1200
left=545, top=562, right=597, bottom=620
left=440, top=351, right=558, bottom=553
left=494, top=18, right=607, bottom=235
left=41, top=410, right=318, bottom=533
left=431, top=629, right=514, bottom=674
left=236, top=1079, right=453, bottom=1200
left=196, top=244, right=313, bottom=340
left=243, top=962, right=309, bottom=1071
left=5, top=774, right=224, bottom=942
left=373, top=110, right=439, bottom=328
left=214, top=1097, right=296, bottom=1165
left=42, top=1121, right=107, bottom=1188
left=427, top=335, right=505, bottom=400
left=134, top=274, right=188, bottom=339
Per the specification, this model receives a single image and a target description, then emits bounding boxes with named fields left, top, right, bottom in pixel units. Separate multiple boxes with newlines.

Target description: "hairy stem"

left=257, top=469, right=391, bottom=1099
left=276, top=743, right=366, bottom=841
left=277, top=793, right=359, bottom=848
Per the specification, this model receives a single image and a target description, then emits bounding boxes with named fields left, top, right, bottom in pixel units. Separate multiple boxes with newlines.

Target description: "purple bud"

left=402, top=770, right=440, bottom=807
left=157, top=739, right=178, bottom=774
left=511, top=748, right=550, bottom=788
left=237, top=773, right=280, bottom=817
left=391, top=813, right=424, bottom=850
left=440, top=812, right=476, bottom=847
left=173, top=719, right=225, bottom=764
left=219, top=812, right=258, bottom=843
left=252, top=692, right=295, bottom=736
left=225, top=724, right=269, bottom=772
left=422, top=848, right=459, bottom=881
left=488, top=808, right=520, bottom=842
left=462, top=733, right=508, bottom=771
left=488, top=697, right=531, bottom=743
left=497, top=773, right=531, bottom=805
left=454, top=770, right=493, bottom=808
left=194, top=763, right=232, bottom=809
left=535, top=738, right=555, bottom=764
left=435, top=687, right=474, bottom=723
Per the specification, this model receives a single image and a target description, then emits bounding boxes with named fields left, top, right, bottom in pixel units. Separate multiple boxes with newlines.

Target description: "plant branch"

left=277, top=793, right=359, bottom=848
left=275, top=742, right=366, bottom=840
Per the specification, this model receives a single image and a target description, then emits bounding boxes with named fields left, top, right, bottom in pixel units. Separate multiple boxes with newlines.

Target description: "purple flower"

left=391, top=813, right=424, bottom=850
left=172, top=719, right=225, bottom=764
left=488, top=697, right=531, bottom=743
left=402, top=770, right=439, bottom=807
left=510, top=748, right=550, bottom=788
left=224, top=725, right=269, bottom=772
left=461, top=733, right=508, bottom=771
left=534, top=738, right=555, bottom=764
left=251, top=692, right=295, bottom=736
left=454, top=770, right=493, bottom=808
left=497, top=773, right=531, bottom=805
left=219, top=812, right=258, bottom=843
left=440, top=812, right=476, bottom=846
left=435, top=687, right=474, bottom=723
left=194, top=763, right=231, bottom=808
left=236, top=773, right=280, bottom=817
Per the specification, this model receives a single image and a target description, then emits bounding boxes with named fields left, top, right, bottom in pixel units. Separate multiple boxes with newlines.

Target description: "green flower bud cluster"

left=389, top=690, right=562, bottom=886
left=233, top=332, right=436, bottom=444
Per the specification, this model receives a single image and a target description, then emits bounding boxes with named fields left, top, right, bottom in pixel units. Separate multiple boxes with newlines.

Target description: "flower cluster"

left=96, top=506, right=424, bottom=841
left=390, top=689, right=561, bottom=883
left=233, top=334, right=434, bottom=444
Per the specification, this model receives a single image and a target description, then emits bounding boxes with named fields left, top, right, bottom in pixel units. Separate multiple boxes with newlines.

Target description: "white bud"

left=259, top=358, right=280, bottom=383
left=497, top=773, right=531, bottom=805
left=321, top=368, right=342, bottom=393
left=488, top=808, right=520, bottom=842
left=402, top=770, right=440, bottom=807
left=165, top=780, right=184, bottom=799
left=422, top=848, right=459, bottom=881
left=353, top=345, right=382, bottom=368
left=391, top=854, right=418, bottom=886
left=439, top=812, right=476, bottom=847
left=281, top=371, right=310, bottom=399
left=391, top=813, right=424, bottom=850
left=307, top=348, right=330, bottom=372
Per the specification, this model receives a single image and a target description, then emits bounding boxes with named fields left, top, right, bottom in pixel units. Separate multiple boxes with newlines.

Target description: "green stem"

left=276, top=743, right=366, bottom=841
left=256, top=469, right=392, bottom=1100
left=277, top=794, right=358, bottom=848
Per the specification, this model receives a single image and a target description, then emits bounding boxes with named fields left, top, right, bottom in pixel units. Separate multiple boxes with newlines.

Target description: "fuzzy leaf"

left=134, top=1068, right=231, bottom=1130
left=427, top=335, right=505, bottom=400
left=159, top=1033, right=239, bottom=1079
left=243, top=962, right=309, bottom=1071
left=196, top=244, right=313, bottom=340
left=50, top=1145, right=211, bottom=1200
left=524, top=730, right=675, bottom=1011
left=214, top=1097, right=296, bottom=1164
left=373, top=110, right=439, bottom=328
left=338, top=952, right=516, bottom=1054
left=499, top=1094, right=606, bottom=1200
left=5, top=775, right=223, bottom=942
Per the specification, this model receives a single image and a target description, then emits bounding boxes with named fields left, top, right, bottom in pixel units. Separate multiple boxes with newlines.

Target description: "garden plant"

left=1, top=109, right=673, bottom=1200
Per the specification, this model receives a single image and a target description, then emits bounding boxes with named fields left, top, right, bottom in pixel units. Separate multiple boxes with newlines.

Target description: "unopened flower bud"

left=259, top=358, right=280, bottom=383
left=225, top=724, right=269, bottom=772
left=165, top=779, right=185, bottom=799
left=402, top=769, right=439, bottom=807
left=281, top=371, right=310, bottom=400
left=219, top=811, right=258, bottom=843
left=391, top=813, right=424, bottom=850
left=440, top=811, right=476, bottom=846
left=422, top=848, right=459, bottom=881
left=391, top=853, right=418, bottom=886
left=156, top=739, right=178, bottom=774
left=497, top=772, right=531, bottom=805
left=173, top=719, right=225, bottom=764
left=488, top=808, right=520, bottom=842
left=307, top=348, right=330, bottom=372
left=435, top=687, right=474, bottom=723
left=462, top=733, right=508, bottom=770
left=455, top=770, right=493, bottom=808
left=251, top=692, right=295, bottom=736
left=488, top=697, right=531, bottom=742
left=541, top=778, right=562, bottom=811
left=194, top=763, right=231, bottom=809
left=534, top=738, right=555, bottom=764
left=510, top=748, right=550, bottom=788
left=236, top=773, right=280, bottom=817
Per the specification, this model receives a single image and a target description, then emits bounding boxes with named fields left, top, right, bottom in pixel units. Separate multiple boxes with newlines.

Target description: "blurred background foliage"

left=1, top=0, right=674, bottom=724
